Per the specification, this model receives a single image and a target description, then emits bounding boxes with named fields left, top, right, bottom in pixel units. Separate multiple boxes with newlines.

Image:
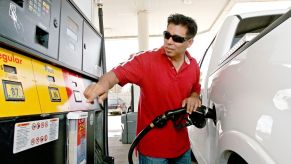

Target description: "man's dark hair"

left=167, top=13, right=198, bottom=39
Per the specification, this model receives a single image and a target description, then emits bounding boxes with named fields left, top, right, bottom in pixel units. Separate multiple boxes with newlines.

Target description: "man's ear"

left=187, top=38, right=194, bottom=48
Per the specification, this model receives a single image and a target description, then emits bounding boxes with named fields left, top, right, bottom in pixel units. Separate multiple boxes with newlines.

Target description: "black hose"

left=128, top=125, right=152, bottom=164
left=128, top=107, right=187, bottom=164
left=127, top=106, right=207, bottom=164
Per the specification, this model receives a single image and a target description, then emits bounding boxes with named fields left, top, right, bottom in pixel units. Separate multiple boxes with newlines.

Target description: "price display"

left=3, top=80, right=25, bottom=101
left=48, top=87, right=61, bottom=102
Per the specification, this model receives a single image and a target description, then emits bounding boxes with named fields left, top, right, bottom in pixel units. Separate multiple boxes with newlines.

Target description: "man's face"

left=163, top=23, right=193, bottom=58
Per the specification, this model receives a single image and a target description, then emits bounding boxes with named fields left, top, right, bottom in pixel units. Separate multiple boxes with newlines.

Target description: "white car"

left=108, top=97, right=127, bottom=115
left=188, top=9, right=291, bottom=164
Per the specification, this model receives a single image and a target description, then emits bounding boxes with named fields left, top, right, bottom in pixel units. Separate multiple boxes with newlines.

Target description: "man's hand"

left=84, top=82, right=108, bottom=105
left=83, top=71, right=119, bottom=105
left=182, top=93, right=201, bottom=114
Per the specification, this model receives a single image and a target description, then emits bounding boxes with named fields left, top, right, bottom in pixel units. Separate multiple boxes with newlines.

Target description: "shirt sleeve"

left=112, top=52, right=145, bottom=86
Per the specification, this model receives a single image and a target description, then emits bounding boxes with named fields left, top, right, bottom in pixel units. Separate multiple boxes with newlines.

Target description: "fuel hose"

left=128, top=106, right=207, bottom=164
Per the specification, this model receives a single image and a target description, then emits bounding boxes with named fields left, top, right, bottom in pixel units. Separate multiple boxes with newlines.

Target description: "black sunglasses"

left=163, top=31, right=187, bottom=43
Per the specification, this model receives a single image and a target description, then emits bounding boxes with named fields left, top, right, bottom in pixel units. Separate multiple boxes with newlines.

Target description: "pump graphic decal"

left=9, top=2, right=24, bottom=33
left=62, top=69, right=89, bottom=111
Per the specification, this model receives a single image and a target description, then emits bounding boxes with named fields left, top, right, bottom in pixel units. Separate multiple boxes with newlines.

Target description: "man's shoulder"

left=142, top=47, right=163, bottom=56
left=131, top=47, right=163, bottom=60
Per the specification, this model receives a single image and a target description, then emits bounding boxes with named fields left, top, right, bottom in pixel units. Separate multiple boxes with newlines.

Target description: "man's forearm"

left=99, top=71, right=119, bottom=90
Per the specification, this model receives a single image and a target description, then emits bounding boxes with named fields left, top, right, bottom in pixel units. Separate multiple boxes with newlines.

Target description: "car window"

left=219, top=14, right=282, bottom=66
left=231, top=14, right=281, bottom=47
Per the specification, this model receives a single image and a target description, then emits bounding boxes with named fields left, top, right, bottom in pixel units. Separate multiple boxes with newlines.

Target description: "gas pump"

left=0, top=0, right=109, bottom=164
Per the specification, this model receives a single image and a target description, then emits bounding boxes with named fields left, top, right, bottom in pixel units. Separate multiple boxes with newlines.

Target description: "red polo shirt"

left=112, top=46, right=201, bottom=158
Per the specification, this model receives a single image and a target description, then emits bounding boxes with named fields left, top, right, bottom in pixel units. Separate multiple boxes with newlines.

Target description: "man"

left=84, top=13, right=201, bottom=164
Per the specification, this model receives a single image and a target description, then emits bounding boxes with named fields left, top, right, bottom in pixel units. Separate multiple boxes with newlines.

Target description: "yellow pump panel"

left=31, top=60, right=69, bottom=113
left=0, top=48, right=41, bottom=117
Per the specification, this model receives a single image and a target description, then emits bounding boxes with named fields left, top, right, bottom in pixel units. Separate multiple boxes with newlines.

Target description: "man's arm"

left=84, top=71, right=119, bottom=104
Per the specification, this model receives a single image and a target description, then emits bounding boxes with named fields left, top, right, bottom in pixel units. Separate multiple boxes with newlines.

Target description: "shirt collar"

left=160, top=46, right=193, bottom=65
left=185, top=54, right=190, bottom=64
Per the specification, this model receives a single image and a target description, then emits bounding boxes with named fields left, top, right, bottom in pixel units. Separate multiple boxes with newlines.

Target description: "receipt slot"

left=0, top=48, right=41, bottom=117
left=67, top=111, right=88, bottom=164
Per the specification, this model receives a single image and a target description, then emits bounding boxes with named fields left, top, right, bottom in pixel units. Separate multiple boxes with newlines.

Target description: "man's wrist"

left=190, top=92, right=199, bottom=98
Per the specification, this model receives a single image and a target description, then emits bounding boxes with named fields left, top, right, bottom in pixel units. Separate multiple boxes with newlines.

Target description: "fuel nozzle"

left=189, top=105, right=216, bottom=128
left=167, top=106, right=207, bottom=129
left=150, top=105, right=216, bottom=129
left=169, top=105, right=216, bottom=129
left=189, top=106, right=206, bottom=128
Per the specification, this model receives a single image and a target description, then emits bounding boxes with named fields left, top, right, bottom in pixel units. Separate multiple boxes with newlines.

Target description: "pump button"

left=73, top=90, right=82, bottom=102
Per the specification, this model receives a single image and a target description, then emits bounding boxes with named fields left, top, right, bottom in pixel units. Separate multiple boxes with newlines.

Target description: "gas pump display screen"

left=3, top=65, right=17, bottom=74
left=48, top=87, right=61, bottom=102
left=47, top=75, right=55, bottom=82
left=2, top=80, right=25, bottom=101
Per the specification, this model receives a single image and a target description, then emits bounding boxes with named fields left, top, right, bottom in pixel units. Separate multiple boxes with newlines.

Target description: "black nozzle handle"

left=165, top=106, right=206, bottom=119
left=165, top=107, right=186, bottom=118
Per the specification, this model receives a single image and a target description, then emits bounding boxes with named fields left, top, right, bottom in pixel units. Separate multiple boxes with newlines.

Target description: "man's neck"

left=168, top=53, right=185, bottom=72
